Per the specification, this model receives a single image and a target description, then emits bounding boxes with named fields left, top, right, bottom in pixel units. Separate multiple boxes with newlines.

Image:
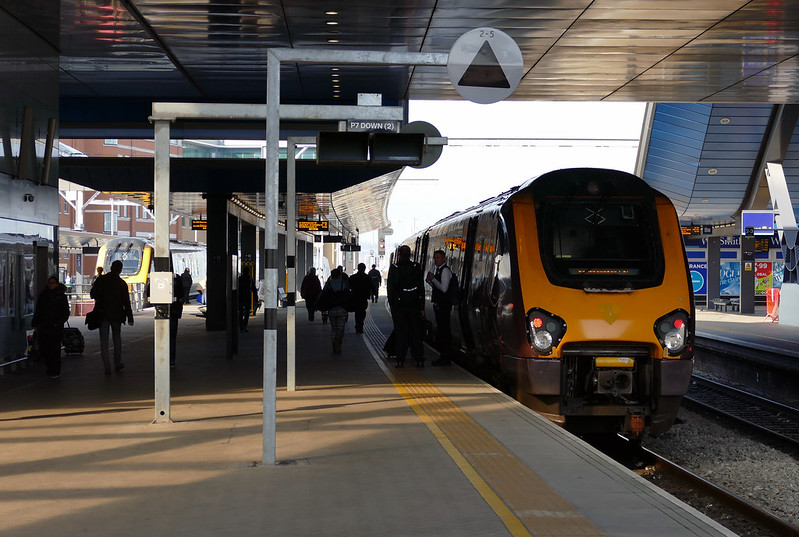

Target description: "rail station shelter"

left=1, top=3, right=799, bottom=366
left=1, top=3, right=799, bottom=534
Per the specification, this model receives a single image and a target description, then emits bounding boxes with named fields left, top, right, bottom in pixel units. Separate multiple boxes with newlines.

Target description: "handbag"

left=85, top=309, right=101, bottom=330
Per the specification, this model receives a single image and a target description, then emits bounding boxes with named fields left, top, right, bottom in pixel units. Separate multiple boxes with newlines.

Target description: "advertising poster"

left=689, top=262, right=707, bottom=295
left=755, top=261, right=772, bottom=295
left=773, top=261, right=784, bottom=289
left=720, top=261, right=740, bottom=296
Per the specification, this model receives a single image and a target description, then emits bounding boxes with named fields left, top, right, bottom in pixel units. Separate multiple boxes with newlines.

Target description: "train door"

left=457, top=217, right=479, bottom=351
left=419, top=233, right=430, bottom=271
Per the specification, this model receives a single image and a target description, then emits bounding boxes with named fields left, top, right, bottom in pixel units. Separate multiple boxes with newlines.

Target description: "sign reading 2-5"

left=447, top=28, right=523, bottom=104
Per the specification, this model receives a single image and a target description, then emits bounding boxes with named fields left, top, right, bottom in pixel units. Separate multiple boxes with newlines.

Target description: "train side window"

left=23, top=254, right=34, bottom=316
left=7, top=253, right=16, bottom=317
left=0, top=253, right=6, bottom=317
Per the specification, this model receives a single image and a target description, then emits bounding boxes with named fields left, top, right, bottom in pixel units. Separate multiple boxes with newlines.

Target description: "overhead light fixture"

left=325, top=11, right=339, bottom=15
left=328, top=39, right=339, bottom=43
left=326, top=21, right=338, bottom=25
left=331, top=67, right=339, bottom=71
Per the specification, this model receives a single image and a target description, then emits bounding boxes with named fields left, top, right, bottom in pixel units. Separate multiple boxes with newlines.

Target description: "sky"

left=361, top=100, right=647, bottom=263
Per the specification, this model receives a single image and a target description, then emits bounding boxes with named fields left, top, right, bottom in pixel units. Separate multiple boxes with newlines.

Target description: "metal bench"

left=711, top=299, right=730, bottom=311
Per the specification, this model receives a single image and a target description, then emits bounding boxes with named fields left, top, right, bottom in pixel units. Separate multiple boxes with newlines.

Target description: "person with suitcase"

left=32, top=276, right=70, bottom=378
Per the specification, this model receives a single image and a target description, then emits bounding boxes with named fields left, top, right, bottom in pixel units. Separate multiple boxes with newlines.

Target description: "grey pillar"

left=740, top=235, right=756, bottom=314
left=206, top=195, right=229, bottom=332
left=229, top=213, right=239, bottom=358
left=707, top=237, right=720, bottom=304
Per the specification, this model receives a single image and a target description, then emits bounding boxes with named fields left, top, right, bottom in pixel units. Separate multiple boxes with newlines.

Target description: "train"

left=0, top=233, right=50, bottom=362
left=96, top=237, right=207, bottom=301
left=402, top=168, right=694, bottom=438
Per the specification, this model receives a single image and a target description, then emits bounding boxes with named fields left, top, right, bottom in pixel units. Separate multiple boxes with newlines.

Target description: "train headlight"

left=654, top=310, right=690, bottom=356
left=526, top=308, right=567, bottom=355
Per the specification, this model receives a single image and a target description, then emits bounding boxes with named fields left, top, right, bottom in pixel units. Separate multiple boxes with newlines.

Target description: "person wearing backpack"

left=387, top=245, right=425, bottom=368
left=318, top=268, right=351, bottom=354
left=426, top=249, right=454, bottom=366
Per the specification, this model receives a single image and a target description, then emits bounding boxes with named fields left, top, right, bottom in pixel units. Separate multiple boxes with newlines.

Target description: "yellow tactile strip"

left=389, top=366, right=603, bottom=537
left=362, top=311, right=602, bottom=536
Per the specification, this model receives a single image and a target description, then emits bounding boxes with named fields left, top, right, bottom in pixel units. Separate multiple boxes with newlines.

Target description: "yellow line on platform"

left=363, top=336, right=533, bottom=537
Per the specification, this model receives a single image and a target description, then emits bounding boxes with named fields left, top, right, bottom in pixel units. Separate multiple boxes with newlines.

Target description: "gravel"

left=643, top=406, right=799, bottom=532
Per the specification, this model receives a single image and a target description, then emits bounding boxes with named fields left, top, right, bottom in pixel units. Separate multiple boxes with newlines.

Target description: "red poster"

left=755, top=261, right=772, bottom=295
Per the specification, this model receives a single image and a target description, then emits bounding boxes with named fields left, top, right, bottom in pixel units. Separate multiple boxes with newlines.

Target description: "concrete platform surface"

left=0, top=301, right=737, bottom=537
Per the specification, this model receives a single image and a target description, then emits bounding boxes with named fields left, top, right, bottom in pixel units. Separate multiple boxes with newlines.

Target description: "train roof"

left=403, top=168, right=659, bottom=244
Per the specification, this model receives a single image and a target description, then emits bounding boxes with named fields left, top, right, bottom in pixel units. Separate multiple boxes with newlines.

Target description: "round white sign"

left=447, top=28, right=524, bottom=104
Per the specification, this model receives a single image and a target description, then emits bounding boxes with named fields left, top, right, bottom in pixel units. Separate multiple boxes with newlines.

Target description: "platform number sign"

left=447, top=28, right=523, bottom=104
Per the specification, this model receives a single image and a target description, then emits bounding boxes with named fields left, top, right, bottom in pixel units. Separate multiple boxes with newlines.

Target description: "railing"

left=67, top=281, right=147, bottom=316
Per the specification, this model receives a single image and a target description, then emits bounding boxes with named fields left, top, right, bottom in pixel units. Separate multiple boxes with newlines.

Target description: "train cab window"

left=539, top=201, right=664, bottom=290
left=106, top=242, right=143, bottom=276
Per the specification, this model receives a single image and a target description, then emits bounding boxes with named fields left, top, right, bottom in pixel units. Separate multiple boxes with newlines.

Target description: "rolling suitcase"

left=61, top=322, right=85, bottom=355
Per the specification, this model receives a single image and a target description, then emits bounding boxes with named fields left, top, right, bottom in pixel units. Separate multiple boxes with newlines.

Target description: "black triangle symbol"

left=458, top=41, right=511, bottom=89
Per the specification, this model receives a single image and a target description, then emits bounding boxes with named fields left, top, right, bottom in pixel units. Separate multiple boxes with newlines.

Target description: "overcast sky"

left=374, top=100, right=647, bottom=258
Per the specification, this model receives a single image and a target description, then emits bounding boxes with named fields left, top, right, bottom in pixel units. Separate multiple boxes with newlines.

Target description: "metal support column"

left=707, top=237, right=721, bottom=305
left=153, top=119, right=172, bottom=423
left=287, top=138, right=297, bottom=392
left=263, top=50, right=279, bottom=466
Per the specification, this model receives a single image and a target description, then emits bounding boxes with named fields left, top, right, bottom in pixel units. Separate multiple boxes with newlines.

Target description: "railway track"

left=685, top=374, right=799, bottom=447
left=640, top=446, right=799, bottom=537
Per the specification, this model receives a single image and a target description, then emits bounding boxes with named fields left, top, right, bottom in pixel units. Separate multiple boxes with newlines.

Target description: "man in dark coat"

left=91, top=260, right=134, bottom=375
left=180, top=268, right=192, bottom=304
left=238, top=266, right=257, bottom=332
left=387, top=245, right=425, bottom=368
left=300, top=267, right=322, bottom=321
left=348, top=263, right=373, bottom=333
left=368, top=264, right=382, bottom=303
left=32, top=276, right=70, bottom=378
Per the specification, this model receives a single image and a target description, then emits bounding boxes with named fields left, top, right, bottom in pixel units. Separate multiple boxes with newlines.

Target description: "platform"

left=695, top=305, right=799, bottom=358
left=0, top=300, right=736, bottom=537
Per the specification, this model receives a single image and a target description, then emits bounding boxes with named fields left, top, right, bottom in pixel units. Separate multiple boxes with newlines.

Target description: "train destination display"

left=297, top=220, right=329, bottom=232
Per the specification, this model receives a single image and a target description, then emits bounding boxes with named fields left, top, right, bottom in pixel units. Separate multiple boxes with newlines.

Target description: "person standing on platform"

left=300, top=267, right=322, bottom=321
left=180, top=268, right=192, bottom=304
left=91, top=260, right=134, bottom=375
left=368, top=264, right=382, bottom=303
left=238, top=266, right=257, bottom=332
left=387, top=245, right=425, bottom=368
left=91, top=266, right=103, bottom=285
left=169, top=273, right=184, bottom=367
left=426, top=249, right=453, bottom=366
left=31, top=276, right=70, bottom=378
left=349, top=263, right=372, bottom=334
left=319, top=268, right=350, bottom=354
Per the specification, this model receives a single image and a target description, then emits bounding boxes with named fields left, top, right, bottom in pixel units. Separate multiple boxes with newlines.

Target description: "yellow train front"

left=414, top=168, right=694, bottom=438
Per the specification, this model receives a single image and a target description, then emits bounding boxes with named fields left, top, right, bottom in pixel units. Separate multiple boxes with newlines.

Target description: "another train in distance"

left=402, top=168, right=694, bottom=438
left=96, top=237, right=206, bottom=301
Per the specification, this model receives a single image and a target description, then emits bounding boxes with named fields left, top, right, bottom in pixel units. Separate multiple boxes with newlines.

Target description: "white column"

left=153, top=119, right=172, bottom=423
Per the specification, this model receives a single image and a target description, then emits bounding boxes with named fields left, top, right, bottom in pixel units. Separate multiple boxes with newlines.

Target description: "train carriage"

left=404, top=168, right=694, bottom=437
left=96, top=238, right=206, bottom=302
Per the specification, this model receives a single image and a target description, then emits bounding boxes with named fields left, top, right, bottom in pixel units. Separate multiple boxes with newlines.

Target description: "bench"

left=729, top=298, right=740, bottom=312
left=711, top=299, right=730, bottom=312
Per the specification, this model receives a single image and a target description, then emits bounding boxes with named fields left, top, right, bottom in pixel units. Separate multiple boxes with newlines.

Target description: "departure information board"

left=297, top=220, right=329, bottom=232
